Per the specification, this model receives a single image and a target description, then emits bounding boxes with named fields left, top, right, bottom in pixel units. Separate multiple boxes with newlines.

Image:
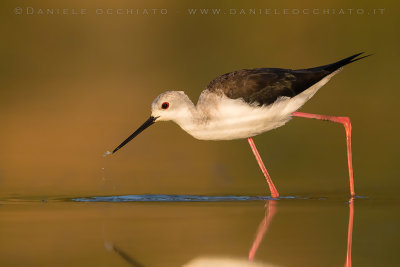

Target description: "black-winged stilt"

left=108, top=53, right=370, bottom=198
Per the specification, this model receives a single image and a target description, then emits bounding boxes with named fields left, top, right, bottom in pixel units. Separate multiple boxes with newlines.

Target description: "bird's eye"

left=161, top=102, right=169, bottom=109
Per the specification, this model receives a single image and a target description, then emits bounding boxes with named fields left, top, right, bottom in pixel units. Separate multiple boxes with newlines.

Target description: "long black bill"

left=112, top=116, right=157, bottom=154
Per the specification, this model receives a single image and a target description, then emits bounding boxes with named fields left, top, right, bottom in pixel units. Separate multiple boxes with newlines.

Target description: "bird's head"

left=150, top=91, right=192, bottom=122
left=109, top=91, right=192, bottom=154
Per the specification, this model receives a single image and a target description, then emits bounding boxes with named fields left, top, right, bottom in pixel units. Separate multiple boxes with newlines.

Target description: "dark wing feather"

left=206, top=53, right=369, bottom=106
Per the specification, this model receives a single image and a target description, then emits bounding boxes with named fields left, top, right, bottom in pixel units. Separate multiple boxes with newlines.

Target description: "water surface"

left=0, top=195, right=397, bottom=266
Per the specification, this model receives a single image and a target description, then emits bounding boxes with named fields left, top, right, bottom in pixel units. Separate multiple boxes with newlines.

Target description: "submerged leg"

left=247, top=137, right=279, bottom=198
left=292, top=112, right=355, bottom=197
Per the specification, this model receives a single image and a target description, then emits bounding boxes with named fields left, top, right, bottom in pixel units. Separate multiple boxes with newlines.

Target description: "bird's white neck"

left=172, top=100, right=207, bottom=136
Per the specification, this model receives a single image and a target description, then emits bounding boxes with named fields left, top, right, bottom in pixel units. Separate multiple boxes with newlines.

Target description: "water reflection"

left=105, top=240, right=275, bottom=267
left=345, top=198, right=354, bottom=267
left=104, top=242, right=144, bottom=267
left=183, top=257, right=275, bottom=266
left=249, top=200, right=277, bottom=261
left=99, top=196, right=356, bottom=266
left=74, top=194, right=270, bottom=202
left=248, top=198, right=355, bottom=266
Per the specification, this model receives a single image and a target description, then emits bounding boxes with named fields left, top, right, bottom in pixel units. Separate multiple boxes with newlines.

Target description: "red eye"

left=161, top=102, right=169, bottom=109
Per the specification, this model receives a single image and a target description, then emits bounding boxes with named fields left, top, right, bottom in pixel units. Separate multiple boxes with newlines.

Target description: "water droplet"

left=103, top=151, right=112, bottom=157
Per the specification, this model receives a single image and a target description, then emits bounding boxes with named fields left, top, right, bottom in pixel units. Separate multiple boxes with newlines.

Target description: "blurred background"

left=0, top=0, right=398, bottom=199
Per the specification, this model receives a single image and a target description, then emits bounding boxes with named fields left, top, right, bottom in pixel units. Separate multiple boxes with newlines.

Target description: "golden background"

left=0, top=1, right=399, bottom=267
left=0, top=0, right=398, bottom=199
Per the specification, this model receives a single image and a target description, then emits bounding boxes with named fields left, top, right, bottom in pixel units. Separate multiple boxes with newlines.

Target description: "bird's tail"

left=305, top=52, right=372, bottom=73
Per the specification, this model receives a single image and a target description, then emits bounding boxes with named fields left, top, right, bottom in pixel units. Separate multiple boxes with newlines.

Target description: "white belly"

left=178, top=70, right=339, bottom=140
left=185, top=97, right=294, bottom=140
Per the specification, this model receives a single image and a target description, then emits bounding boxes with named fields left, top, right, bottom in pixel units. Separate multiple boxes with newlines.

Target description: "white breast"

left=179, top=70, right=340, bottom=141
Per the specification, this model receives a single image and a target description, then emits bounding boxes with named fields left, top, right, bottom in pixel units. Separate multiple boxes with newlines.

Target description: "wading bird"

left=108, top=53, right=369, bottom=198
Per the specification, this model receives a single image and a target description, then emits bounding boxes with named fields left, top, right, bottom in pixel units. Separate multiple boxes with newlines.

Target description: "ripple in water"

left=72, top=194, right=300, bottom=202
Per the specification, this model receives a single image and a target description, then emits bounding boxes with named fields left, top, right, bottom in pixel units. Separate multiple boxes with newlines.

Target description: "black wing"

left=206, top=53, right=369, bottom=106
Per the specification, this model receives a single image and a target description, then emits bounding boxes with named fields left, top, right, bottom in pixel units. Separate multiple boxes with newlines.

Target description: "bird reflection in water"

left=104, top=197, right=355, bottom=266
left=248, top=200, right=277, bottom=261
left=248, top=198, right=355, bottom=267
left=104, top=242, right=145, bottom=267
left=345, top=197, right=355, bottom=267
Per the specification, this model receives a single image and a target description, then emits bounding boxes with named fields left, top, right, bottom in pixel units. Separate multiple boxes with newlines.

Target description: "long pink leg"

left=292, top=112, right=355, bottom=197
left=345, top=197, right=355, bottom=267
left=248, top=200, right=277, bottom=261
left=248, top=137, right=279, bottom=198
